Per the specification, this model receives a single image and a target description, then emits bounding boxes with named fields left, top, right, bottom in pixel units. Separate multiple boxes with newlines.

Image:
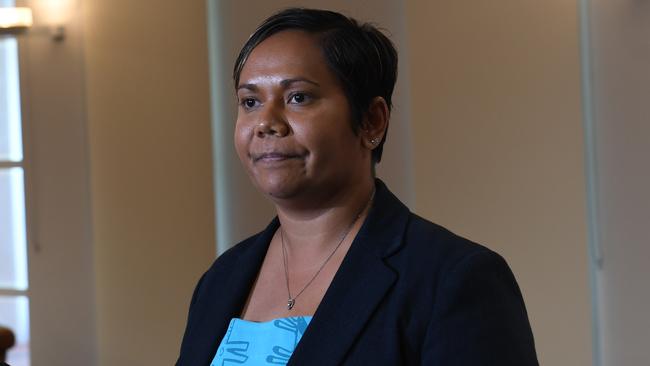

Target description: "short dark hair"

left=233, top=8, right=398, bottom=164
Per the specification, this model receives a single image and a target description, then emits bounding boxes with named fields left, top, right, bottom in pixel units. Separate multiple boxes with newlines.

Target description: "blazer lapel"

left=289, top=180, right=410, bottom=365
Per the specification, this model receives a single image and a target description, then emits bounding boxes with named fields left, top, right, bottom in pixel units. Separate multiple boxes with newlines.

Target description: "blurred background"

left=0, top=0, right=647, bottom=365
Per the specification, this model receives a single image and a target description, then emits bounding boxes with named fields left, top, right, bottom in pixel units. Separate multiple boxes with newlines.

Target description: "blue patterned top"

left=211, top=316, right=312, bottom=365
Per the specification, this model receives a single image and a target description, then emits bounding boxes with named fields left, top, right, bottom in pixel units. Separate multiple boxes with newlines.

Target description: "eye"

left=239, top=97, right=260, bottom=110
left=287, top=92, right=310, bottom=105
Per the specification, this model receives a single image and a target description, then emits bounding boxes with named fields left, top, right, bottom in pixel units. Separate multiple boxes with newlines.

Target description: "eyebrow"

left=236, top=77, right=320, bottom=91
left=281, top=78, right=320, bottom=88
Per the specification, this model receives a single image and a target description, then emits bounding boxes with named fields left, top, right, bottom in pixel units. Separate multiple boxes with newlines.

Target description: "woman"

left=177, top=8, right=538, bottom=366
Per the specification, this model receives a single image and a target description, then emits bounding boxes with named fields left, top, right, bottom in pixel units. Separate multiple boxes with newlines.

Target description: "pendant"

left=287, top=298, right=295, bottom=310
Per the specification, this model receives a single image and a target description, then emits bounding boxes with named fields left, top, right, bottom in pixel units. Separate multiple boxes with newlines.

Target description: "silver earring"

left=370, top=138, right=379, bottom=145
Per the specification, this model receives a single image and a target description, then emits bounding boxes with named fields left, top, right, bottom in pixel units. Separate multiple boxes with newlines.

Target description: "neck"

left=275, top=177, right=375, bottom=255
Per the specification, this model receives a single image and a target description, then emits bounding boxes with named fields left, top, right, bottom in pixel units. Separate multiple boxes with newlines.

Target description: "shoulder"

left=395, top=214, right=537, bottom=358
left=367, top=180, right=514, bottom=290
left=397, top=212, right=503, bottom=275
left=400, top=216, right=538, bottom=364
left=387, top=212, right=526, bottom=307
left=202, top=231, right=265, bottom=277
left=186, top=228, right=270, bottom=310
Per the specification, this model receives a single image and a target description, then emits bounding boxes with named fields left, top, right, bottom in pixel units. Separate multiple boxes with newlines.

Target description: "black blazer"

left=177, top=180, right=538, bottom=365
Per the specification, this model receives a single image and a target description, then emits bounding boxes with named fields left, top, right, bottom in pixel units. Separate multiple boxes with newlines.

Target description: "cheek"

left=233, top=118, right=250, bottom=161
left=296, top=114, right=358, bottom=160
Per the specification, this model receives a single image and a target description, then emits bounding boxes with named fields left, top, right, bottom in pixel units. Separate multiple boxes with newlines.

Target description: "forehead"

left=239, top=30, right=333, bottom=84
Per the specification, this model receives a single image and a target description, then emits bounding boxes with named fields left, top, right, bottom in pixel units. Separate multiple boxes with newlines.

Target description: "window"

left=0, top=1, right=31, bottom=365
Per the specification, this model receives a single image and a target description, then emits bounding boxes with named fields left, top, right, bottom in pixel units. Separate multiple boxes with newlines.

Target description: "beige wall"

left=21, top=0, right=594, bottom=364
left=405, top=1, right=592, bottom=365
left=82, top=1, right=215, bottom=364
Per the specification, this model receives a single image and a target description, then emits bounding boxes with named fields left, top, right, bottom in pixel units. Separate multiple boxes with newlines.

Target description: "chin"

left=253, top=175, right=306, bottom=201
left=260, top=184, right=305, bottom=201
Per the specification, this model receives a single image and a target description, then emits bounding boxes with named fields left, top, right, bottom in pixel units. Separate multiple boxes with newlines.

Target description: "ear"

left=361, top=96, right=390, bottom=150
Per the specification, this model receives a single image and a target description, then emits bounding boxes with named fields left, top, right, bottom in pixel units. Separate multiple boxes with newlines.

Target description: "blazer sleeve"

left=420, top=250, right=539, bottom=365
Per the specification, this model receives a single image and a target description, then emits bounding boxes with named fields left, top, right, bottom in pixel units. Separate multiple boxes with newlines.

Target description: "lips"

left=251, top=151, right=303, bottom=163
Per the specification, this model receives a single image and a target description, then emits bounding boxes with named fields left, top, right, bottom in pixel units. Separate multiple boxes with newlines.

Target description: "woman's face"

left=235, top=30, right=370, bottom=202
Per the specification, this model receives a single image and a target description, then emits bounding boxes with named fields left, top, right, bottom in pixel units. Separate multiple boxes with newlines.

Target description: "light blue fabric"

left=211, top=316, right=312, bottom=365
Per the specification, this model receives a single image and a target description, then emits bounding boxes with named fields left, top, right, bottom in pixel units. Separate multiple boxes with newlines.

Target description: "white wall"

left=584, top=0, right=650, bottom=364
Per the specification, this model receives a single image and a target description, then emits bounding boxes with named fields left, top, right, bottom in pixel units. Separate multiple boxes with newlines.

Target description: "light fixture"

left=0, top=7, right=33, bottom=35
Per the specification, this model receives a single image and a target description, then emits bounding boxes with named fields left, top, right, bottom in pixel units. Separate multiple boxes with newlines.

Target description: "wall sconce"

left=0, top=7, right=33, bottom=35
left=0, top=6, right=65, bottom=41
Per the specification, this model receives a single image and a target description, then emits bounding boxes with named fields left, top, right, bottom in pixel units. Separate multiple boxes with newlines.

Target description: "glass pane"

left=0, top=168, right=28, bottom=290
left=0, top=27, right=24, bottom=162
left=0, top=295, right=30, bottom=366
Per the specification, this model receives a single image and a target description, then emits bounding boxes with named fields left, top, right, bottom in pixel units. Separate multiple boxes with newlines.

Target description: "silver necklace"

left=280, top=189, right=375, bottom=310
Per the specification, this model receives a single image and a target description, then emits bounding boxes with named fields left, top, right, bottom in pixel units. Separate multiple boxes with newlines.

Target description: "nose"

left=254, top=104, right=290, bottom=138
